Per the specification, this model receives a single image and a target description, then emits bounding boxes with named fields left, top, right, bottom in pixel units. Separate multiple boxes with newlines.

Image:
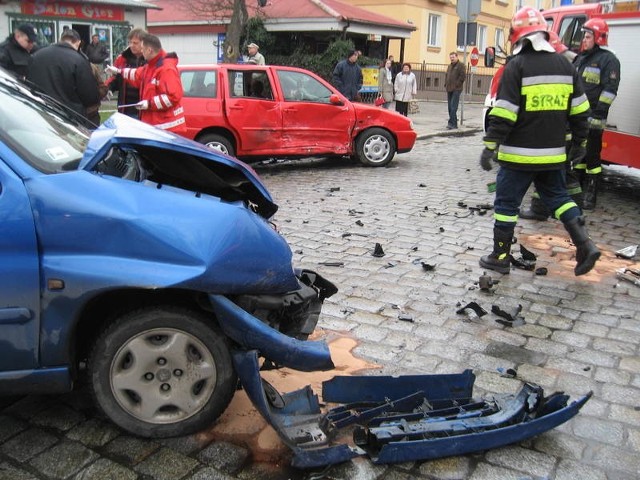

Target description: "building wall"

left=156, top=32, right=219, bottom=65
left=347, top=0, right=557, bottom=64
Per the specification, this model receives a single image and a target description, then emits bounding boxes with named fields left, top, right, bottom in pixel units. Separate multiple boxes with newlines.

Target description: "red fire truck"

left=485, top=2, right=640, bottom=169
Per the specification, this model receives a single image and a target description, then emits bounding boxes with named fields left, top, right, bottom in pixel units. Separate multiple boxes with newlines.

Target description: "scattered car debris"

left=439, top=227, right=445, bottom=232
left=348, top=209, right=365, bottom=215
left=511, top=245, right=537, bottom=271
left=458, top=201, right=468, bottom=208
left=422, top=262, right=436, bottom=271
left=492, top=304, right=525, bottom=327
left=497, top=367, right=518, bottom=378
left=384, top=262, right=397, bottom=269
left=372, top=243, right=385, bottom=257
left=479, top=272, right=500, bottom=291
left=398, top=313, right=414, bottom=322
left=234, top=360, right=592, bottom=468
left=535, top=267, right=548, bottom=276
left=456, top=302, right=488, bottom=317
left=355, top=220, right=364, bottom=227
left=329, top=187, right=341, bottom=192
left=318, top=261, right=345, bottom=267
left=615, top=245, right=638, bottom=259
left=418, top=183, right=427, bottom=187
left=616, top=267, right=640, bottom=287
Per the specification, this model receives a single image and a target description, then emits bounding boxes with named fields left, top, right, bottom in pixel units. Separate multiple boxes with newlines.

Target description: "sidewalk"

left=409, top=99, right=484, bottom=140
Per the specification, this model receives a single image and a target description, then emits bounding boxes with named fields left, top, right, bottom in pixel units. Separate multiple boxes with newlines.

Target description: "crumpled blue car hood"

left=26, top=113, right=299, bottom=295
left=80, top=113, right=275, bottom=214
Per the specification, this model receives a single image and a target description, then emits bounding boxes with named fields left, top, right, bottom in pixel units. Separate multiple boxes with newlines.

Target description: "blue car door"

left=0, top=157, right=41, bottom=371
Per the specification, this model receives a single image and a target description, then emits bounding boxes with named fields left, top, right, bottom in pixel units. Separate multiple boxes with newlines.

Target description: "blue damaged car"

left=0, top=68, right=337, bottom=438
left=1, top=68, right=591, bottom=467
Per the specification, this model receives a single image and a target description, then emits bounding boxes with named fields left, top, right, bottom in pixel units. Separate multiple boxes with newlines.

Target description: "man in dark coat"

left=0, top=24, right=38, bottom=80
left=27, top=29, right=100, bottom=120
left=85, top=34, right=109, bottom=65
left=332, top=50, right=363, bottom=101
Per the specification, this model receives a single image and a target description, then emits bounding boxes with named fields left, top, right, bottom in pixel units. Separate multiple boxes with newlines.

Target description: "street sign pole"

left=456, top=0, right=481, bottom=126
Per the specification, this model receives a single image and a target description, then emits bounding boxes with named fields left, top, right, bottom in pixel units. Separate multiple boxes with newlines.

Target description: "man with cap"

left=247, top=43, right=265, bottom=65
left=27, top=29, right=100, bottom=121
left=0, top=23, right=38, bottom=80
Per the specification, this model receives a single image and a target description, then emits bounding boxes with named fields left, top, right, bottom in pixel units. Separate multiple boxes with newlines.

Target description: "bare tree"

left=178, top=0, right=262, bottom=63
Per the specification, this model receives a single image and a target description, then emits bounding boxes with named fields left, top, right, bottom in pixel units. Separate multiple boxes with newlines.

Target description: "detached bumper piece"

left=233, top=352, right=591, bottom=469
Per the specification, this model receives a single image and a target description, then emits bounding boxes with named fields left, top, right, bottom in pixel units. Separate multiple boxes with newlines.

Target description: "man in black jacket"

left=85, top=34, right=109, bottom=66
left=27, top=29, right=100, bottom=120
left=0, top=24, right=38, bottom=80
left=332, top=50, right=362, bottom=101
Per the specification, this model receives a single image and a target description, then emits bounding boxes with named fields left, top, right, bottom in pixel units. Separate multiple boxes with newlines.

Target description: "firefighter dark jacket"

left=484, top=44, right=591, bottom=171
left=573, top=45, right=620, bottom=121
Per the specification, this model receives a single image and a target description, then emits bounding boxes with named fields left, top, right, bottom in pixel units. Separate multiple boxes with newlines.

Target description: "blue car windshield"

left=0, top=76, right=90, bottom=174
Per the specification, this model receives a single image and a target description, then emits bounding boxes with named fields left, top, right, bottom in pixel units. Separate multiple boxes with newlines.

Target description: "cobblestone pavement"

left=1, top=133, right=640, bottom=480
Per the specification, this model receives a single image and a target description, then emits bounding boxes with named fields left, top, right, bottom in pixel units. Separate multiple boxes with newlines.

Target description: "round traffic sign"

left=470, top=47, right=479, bottom=67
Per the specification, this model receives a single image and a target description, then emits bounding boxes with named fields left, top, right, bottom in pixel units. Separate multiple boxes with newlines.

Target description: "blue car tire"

left=89, top=306, right=236, bottom=437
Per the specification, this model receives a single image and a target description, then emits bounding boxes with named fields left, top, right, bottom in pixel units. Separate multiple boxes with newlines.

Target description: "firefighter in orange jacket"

left=106, top=34, right=186, bottom=134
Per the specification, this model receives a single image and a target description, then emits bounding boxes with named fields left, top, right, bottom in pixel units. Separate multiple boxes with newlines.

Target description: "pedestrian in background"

left=246, top=43, right=265, bottom=65
left=107, top=28, right=147, bottom=118
left=27, top=29, right=100, bottom=120
left=479, top=6, right=599, bottom=277
left=106, top=34, right=186, bottom=133
left=332, top=50, right=362, bottom=101
left=0, top=23, right=38, bottom=80
left=387, top=55, right=400, bottom=82
left=377, top=58, right=394, bottom=109
left=393, top=63, right=416, bottom=116
left=573, top=18, right=621, bottom=210
left=444, top=51, right=466, bottom=129
left=85, top=34, right=109, bottom=67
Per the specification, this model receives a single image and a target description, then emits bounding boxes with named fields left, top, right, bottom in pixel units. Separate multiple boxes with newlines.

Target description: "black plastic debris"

left=497, top=367, right=518, bottom=378
left=398, top=313, right=414, bottom=322
left=318, top=261, right=344, bottom=267
left=348, top=209, right=365, bottom=215
left=479, top=272, right=500, bottom=291
left=329, top=187, right=340, bottom=192
left=294, top=249, right=303, bottom=254
left=372, top=243, right=385, bottom=257
left=535, top=267, right=548, bottom=276
left=458, top=201, right=468, bottom=208
left=492, top=304, right=525, bottom=327
left=439, top=227, right=445, bottom=232
left=421, top=262, right=436, bottom=271
left=456, top=302, right=488, bottom=317
left=511, top=245, right=536, bottom=271
left=355, top=220, right=364, bottom=227
left=418, top=183, right=427, bottom=187
left=384, top=262, right=397, bottom=269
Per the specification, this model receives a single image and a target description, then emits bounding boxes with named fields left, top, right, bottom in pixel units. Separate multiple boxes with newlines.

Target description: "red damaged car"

left=177, top=64, right=417, bottom=167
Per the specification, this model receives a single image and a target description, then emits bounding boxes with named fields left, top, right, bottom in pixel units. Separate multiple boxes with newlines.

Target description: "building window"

left=477, top=25, right=487, bottom=51
left=495, top=28, right=505, bottom=52
left=427, top=14, right=441, bottom=47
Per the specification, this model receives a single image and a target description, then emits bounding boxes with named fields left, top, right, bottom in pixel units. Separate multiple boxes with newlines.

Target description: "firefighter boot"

left=564, top=216, right=601, bottom=276
left=519, top=195, right=550, bottom=221
left=479, top=227, right=513, bottom=274
left=582, top=174, right=600, bottom=210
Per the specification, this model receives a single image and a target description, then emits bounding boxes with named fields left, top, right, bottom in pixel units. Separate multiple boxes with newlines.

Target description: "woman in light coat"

left=394, top=62, right=417, bottom=116
left=377, top=59, right=394, bottom=108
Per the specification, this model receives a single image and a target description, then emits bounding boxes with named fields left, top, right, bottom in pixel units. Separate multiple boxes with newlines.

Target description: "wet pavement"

left=1, top=103, right=639, bottom=480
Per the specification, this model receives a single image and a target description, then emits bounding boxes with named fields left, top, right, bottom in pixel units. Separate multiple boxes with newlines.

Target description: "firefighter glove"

left=588, top=117, right=604, bottom=130
left=480, top=147, right=497, bottom=171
